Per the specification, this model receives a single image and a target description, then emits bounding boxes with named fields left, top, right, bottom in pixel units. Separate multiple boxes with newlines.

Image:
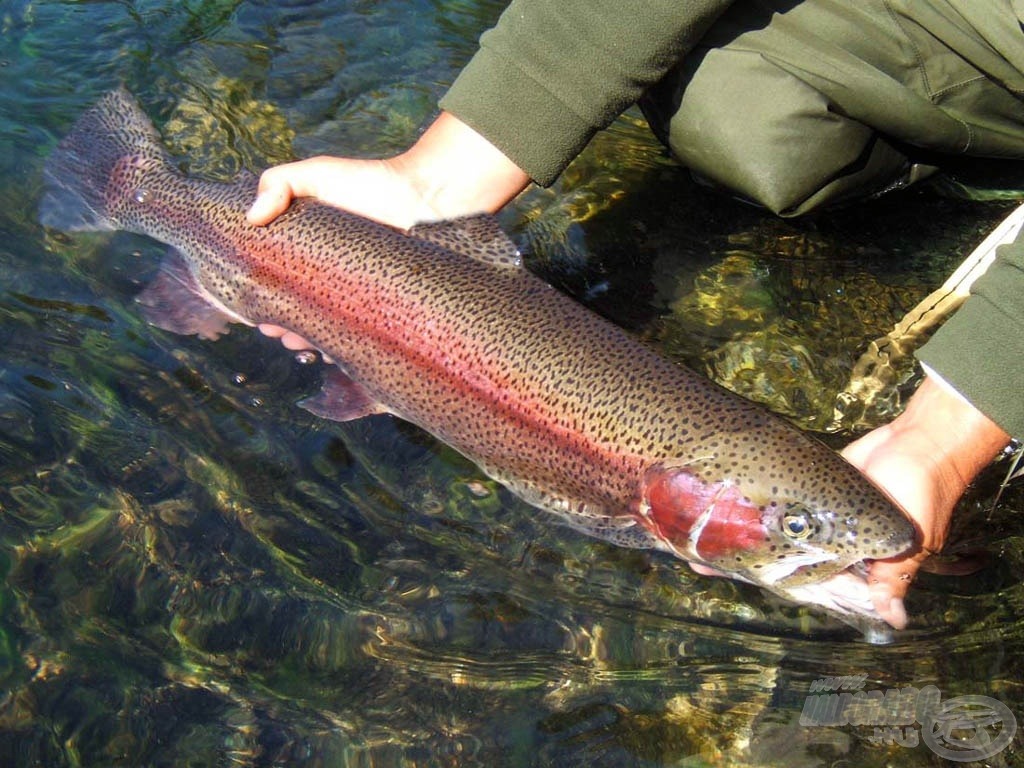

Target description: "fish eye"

left=782, top=506, right=815, bottom=540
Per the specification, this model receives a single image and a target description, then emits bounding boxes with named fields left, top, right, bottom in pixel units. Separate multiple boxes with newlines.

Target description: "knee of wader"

left=641, top=49, right=912, bottom=216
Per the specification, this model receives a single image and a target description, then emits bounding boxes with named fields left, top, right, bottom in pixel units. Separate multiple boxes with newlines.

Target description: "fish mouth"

left=754, top=550, right=840, bottom=586
left=696, top=557, right=902, bottom=642
left=781, top=566, right=874, bottom=615
left=777, top=564, right=901, bottom=642
left=759, top=511, right=917, bottom=588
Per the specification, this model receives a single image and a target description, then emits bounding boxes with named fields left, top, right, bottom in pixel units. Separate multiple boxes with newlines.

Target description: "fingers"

left=866, top=553, right=928, bottom=629
left=246, top=186, right=289, bottom=226
left=246, top=158, right=334, bottom=226
left=869, top=586, right=909, bottom=630
left=258, top=323, right=315, bottom=351
left=246, top=167, right=294, bottom=226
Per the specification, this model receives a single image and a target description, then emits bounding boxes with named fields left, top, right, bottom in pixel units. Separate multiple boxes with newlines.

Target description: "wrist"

left=895, top=375, right=1010, bottom=495
left=844, top=374, right=1010, bottom=557
left=393, top=111, right=530, bottom=222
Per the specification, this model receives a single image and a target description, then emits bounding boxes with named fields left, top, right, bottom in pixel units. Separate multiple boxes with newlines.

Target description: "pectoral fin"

left=135, top=248, right=242, bottom=340
left=299, top=367, right=389, bottom=422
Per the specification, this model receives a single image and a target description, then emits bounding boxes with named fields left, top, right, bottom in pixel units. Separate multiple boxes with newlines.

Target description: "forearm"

left=440, top=0, right=735, bottom=185
left=860, top=374, right=1010, bottom=552
left=917, top=224, right=1024, bottom=439
left=249, top=1, right=740, bottom=225
left=909, top=372, right=1013, bottom=501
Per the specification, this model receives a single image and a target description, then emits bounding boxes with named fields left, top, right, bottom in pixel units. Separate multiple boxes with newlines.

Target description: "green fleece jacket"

left=440, top=0, right=732, bottom=187
left=439, top=0, right=1024, bottom=437
left=917, top=226, right=1024, bottom=439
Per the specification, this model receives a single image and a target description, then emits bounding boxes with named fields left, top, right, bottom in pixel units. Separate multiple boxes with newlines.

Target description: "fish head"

left=638, top=461, right=917, bottom=591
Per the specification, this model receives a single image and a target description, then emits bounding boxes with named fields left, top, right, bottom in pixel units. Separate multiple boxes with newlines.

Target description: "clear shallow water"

left=2, top=1, right=1023, bottom=766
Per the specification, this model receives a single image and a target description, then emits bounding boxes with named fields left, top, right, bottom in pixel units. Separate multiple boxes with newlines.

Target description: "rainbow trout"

left=41, top=89, right=916, bottom=639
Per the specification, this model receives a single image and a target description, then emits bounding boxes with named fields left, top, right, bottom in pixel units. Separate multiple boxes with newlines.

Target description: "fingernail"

left=245, top=195, right=266, bottom=223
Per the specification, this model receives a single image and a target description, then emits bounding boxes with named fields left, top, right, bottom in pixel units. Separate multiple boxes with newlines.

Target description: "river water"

left=1, top=1, right=1022, bottom=765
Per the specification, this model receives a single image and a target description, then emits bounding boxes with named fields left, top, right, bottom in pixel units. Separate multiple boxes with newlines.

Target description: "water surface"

left=1, top=2, right=1022, bottom=765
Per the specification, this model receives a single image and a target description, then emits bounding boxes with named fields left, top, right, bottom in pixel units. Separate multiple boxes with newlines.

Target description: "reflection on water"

left=1, top=1, right=1023, bottom=766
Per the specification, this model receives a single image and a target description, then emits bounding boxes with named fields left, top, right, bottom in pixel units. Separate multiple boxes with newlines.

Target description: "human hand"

left=246, top=155, right=436, bottom=231
left=841, top=375, right=1010, bottom=629
left=246, top=111, right=530, bottom=231
left=841, top=418, right=953, bottom=629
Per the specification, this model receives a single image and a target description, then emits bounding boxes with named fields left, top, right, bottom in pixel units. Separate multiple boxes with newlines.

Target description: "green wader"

left=640, top=0, right=1024, bottom=215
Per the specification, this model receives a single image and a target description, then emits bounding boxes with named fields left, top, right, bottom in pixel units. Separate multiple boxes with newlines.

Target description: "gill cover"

left=640, top=464, right=767, bottom=563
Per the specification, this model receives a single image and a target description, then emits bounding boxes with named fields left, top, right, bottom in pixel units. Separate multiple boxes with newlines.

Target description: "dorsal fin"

left=408, top=214, right=522, bottom=269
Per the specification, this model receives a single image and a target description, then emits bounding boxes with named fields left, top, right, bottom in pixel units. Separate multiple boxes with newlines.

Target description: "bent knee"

left=643, top=49, right=912, bottom=215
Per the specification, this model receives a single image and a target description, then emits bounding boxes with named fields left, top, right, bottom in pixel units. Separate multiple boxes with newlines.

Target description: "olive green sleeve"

left=439, top=0, right=734, bottom=186
left=917, top=223, right=1024, bottom=438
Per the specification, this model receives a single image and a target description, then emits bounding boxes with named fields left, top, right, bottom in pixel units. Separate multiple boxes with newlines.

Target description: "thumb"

left=245, top=159, right=331, bottom=226
left=246, top=186, right=290, bottom=226
left=867, top=553, right=926, bottom=630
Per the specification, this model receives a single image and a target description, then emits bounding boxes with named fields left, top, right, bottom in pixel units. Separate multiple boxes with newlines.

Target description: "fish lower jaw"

left=773, top=565, right=901, bottom=643
left=751, top=552, right=842, bottom=587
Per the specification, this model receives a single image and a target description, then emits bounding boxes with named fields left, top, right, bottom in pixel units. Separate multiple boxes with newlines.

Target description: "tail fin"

left=39, top=88, right=170, bottom=232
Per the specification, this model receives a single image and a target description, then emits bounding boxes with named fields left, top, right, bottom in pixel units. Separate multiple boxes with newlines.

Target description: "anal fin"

left=135, top=248, right=240, bottom=340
